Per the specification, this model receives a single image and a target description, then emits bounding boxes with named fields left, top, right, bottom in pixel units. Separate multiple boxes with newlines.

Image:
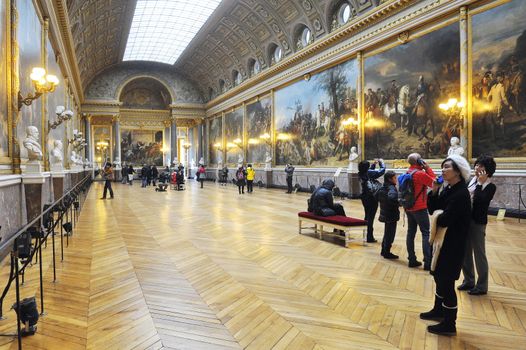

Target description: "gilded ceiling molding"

left=206, top=0, right=471, bottom=116
left=206, top=0, right=416, bottom=110
left=46, top=0, right=84, bottom=104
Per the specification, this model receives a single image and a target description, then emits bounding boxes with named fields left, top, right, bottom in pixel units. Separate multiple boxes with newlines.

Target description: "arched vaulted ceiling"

left=65, top=0, right=384, bottom=100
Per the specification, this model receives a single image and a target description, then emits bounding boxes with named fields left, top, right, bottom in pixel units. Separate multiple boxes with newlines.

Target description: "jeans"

left=406, top=209, right=432, bottom=265
left=361, top=196, right=378, bottom=240
left=382, top=221, right=397, bottom=254
left=103, top=180, right=114, bottom=198
left=141, top=177, right=148, bottom=187
left=247, top=180, right=253, bottom=193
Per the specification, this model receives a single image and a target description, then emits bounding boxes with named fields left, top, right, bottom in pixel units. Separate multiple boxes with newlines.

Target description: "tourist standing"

left=420, top=155, right=471, bottom=336
left=246, top=164, right=255, bottom=193
left=236, top=165, right=247, bottom=194
left=285, top=164, right=295, bottom=193
left=151, top=166, right=159, bottom=186
left=127, top=165, right=135, bottom=185
left=141, top=164, right=149, bottom=187
left=101, top=163, right=114, bottom=199
left=197, top=165, right=206, bottom=188
left=458, top=155, right=497, bottom=296
left=121, top=164, right=128, bottom=184
left=358, top=158, right=385, bottom=243
left=375, top=171, right=400, bottom=259
left=403, top=153, right=435, bottom=269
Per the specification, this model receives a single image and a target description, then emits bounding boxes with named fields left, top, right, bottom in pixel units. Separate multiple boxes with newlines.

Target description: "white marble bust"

left=191, top=159, right=196, bottom=168
left=264, top=151, right=272, bottom=171
left=199, top=157, right=204, bottom=166
left=23, top=126, right=43, bottom=161
left=348, top=146, right=359, bottom=172
left=448, top=137, right=465, bottom=157
left=237, top=154, right=244, bottom=166
left=50, top=140, right=63, bottom=165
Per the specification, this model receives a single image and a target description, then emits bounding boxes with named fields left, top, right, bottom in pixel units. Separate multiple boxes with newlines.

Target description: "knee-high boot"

left=420, top=293, right=444, bottom=321
left=427, top=304, right=457, bottom=336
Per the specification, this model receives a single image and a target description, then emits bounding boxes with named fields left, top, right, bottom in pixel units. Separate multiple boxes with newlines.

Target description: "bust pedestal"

left=22, top=163, right=45, bottom=226
left=265, top=170, right=273, bottom=188
left=51, top=168, right=65, bottom=201
left=347, top=171, right=361, bottom=199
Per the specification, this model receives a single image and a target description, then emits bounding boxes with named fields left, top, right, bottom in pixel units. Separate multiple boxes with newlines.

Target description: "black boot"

left=427, top=305, right=457, bottom=336
left=420, top=294, right=444, bottom=321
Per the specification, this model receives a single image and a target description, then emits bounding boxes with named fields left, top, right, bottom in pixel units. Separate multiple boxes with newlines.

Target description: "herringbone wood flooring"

left=1, top=180, right=525, bottom=349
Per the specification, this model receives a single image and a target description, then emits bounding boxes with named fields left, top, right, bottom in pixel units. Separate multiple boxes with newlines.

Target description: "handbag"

left=128, top=174, right=133, bottom=181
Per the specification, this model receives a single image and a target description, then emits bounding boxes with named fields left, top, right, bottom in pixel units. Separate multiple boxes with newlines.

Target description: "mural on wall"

left=46, top=37, right=66, bottom=166
left=208, top=116, right=222, bottom=166
left=224, top=107, right=244, bottom=165
left=364, top=23, right=460, bottom=160
left=274, top=59, right=359, bottom=166
left=472, top=0, right=526, bottom=158
left=0, top=0, right=7, bottom=157
left=17, top=0, right=42, bottom=159
left=246, top=96, right=272, bottom=165
left=121, top=129, right=163, bottom=166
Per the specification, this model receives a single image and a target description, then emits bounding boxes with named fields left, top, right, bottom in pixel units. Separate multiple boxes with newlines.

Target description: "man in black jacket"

left=309, top=179, right=346, bottom=217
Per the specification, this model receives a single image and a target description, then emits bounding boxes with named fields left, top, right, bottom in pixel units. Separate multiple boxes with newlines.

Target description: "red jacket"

left=406, top=165, right=436, bottom=212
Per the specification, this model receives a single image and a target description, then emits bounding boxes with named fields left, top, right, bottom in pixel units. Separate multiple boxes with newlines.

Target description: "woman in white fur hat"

left=420, top=154, right=471, bottom=336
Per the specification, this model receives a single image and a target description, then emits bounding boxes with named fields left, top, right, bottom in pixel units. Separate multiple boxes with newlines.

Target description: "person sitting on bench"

left=309, top=179, right=346, bottom=217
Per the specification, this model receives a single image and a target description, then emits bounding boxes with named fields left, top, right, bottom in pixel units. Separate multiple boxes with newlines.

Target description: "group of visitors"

left=308, top=152, right=497, bottom=336
left=140, top=164, right=159, bottom=187
left=233, top=164, right=255, bottom=194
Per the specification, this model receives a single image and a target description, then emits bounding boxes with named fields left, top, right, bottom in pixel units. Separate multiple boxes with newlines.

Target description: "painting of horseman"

left=364, top=23, right=460, bottom=160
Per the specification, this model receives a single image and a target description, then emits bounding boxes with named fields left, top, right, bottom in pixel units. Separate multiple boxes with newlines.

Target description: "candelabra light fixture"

left=69, top=130, right=87, bottom=151
left=259, top=133, right=271, bottom=145
left=18, top=67, right=59, bottom=111
left=213, top=142, right=223, bottom=151
left=48, top=106, right=74, bottom=131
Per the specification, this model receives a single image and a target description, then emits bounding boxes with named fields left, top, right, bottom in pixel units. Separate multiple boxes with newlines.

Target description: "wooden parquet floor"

left=1, top=180, right=526, bottom=349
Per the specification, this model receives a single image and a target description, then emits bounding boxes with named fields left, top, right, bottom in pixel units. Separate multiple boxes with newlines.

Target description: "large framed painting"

left=0, top=0, right=8, bottom=157
left=472, top=0, right=526, bottom=158
left=208, top=116, right=222, bottom=166
left=246, top=95, right=272, bottom=165
left=364, top=23, right=460, bottom=160
left=121, top=129, right=163, bottom=166
left=17, top=0, right=42, bottom=159
left=274, top=59, right=359, bottom=166
left=224, top=107, right=244, bottom=166
left=46, top=37, right=66, bottom=166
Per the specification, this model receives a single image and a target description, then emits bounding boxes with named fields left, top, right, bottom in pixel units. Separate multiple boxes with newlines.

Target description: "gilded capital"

left=163, top=120, right=171, bottom=128
left=112, top=115, right=120, bottom=123
left=459, top=6, right=467, bottom=21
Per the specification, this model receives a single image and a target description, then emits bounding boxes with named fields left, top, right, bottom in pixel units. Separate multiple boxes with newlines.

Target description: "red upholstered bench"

left=298, top=211, right=368, bottom=247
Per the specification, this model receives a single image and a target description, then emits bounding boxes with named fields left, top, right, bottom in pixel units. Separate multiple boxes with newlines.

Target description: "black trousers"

left=333, top=203, right=346, bottom=216
left=434, top=275, right=457, bottom=307
left=247, top=180, right=253, bottom=192
left=238, top=185, right=245, bottom=194
left=103, top=180, right=113, bottom=198
left=382, top=221, right=397, bottom=254
left=286, top=177, right=293, bottom=193
left=361, top=197, right=378, bottom=240
left=200, top=179, right=204, bottom=188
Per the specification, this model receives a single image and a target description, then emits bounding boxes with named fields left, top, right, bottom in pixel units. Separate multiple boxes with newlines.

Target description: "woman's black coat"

left=427, top=181, right=471, bottom=280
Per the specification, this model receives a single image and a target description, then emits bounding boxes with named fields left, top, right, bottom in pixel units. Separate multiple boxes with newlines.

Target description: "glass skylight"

left=123, top=0, right=223, bottom=64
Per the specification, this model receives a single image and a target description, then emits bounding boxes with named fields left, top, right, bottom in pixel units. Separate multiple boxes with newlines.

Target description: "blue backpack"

left=398, top=170, right=424, bottom=209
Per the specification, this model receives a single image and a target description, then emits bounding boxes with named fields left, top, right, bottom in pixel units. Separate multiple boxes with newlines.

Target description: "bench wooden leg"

left=298, top=219, right=302, bottom=234
left=319, top=225, right=323, bottom=239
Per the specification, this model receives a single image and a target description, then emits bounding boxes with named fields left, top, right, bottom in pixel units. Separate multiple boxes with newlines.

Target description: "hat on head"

left=447, top=154, right=470, bottom=182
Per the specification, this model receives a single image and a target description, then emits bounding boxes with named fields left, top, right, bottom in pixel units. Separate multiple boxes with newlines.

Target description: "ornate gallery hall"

left=0, top=0, right=525, bottom=349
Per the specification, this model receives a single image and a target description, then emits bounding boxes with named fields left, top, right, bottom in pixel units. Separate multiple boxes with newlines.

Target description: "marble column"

left=357, top=51, right=364, bottom=160
left=163, top=120, right=170, bottom=166
left=197, top=121, right=203, bottom=161
left=459, top=6, right=469, bottom=157
left=170, top=118, right=177, bottom=164
left=113, top=115, right=121, bottom=164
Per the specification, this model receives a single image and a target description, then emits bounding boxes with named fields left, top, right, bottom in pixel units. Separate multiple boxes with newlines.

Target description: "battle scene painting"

left=246, top=96, right=271, bottom=165
left=208, top=116, right=222, bottom=166
left=121, top=129, right=163, bottom=166
left=224, top=107, right=244, bottom=165
left=364, top=23, right=460, bottom=160
left=472, top=0, right=526, bottom=158
left=274, top=59, right=359, bottom=166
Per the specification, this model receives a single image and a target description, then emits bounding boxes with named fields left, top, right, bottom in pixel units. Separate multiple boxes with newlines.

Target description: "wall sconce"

left=18, top=67, right=59, bottom=111
left=248, top=138, right=259, bottom=145
left=48, top=106, right=74, bottom=131
left=233, top=138, right=242, bottom=147
left=213, top=142, right=223, bottom=151
left=276, top=133, right=292, bottom=141
left=341, top=116, right=359, bottom=127
left=182, top=142, right=191, bottom=150
left=69, top=130, right=86, bottom=151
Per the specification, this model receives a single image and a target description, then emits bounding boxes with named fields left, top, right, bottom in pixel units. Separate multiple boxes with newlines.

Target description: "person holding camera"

left=358, top=158, right=385, bottom=243
left=285, top=164, right=295, bottom=193
left=375, top=171, right=400, bottom=259
left=404, top=153, right=436, bottom=269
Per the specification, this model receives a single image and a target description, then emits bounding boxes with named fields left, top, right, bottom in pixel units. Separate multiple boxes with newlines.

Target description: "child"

left=375, top=171, right=400, bottom=259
